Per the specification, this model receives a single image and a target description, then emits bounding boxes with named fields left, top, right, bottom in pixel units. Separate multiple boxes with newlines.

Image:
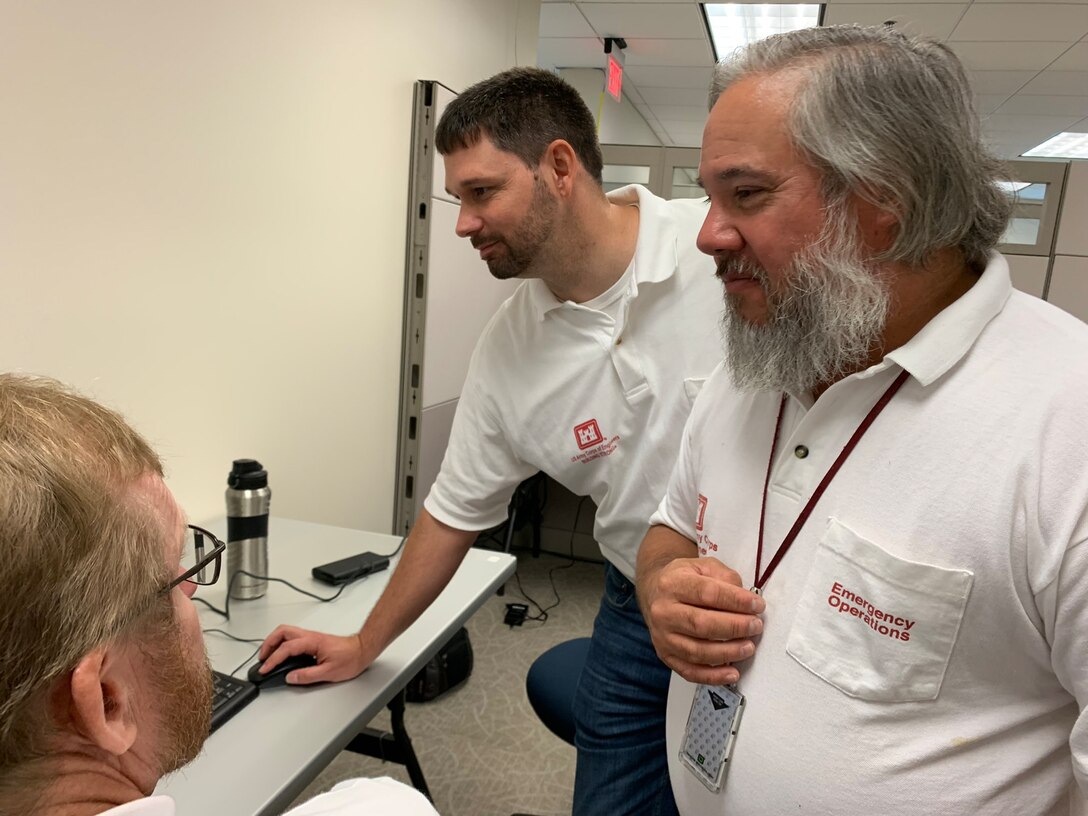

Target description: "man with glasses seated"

left=0, top=374, right=437, bottom=815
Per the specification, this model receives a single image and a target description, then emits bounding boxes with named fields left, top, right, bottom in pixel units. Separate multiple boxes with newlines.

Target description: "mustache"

left=471, top=236, right=499, bottom=250
left=716, top=255, right=769, bottom=284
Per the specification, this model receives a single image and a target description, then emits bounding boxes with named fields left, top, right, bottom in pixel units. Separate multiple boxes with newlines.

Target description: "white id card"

left=678, top=683, right=745, bottom=793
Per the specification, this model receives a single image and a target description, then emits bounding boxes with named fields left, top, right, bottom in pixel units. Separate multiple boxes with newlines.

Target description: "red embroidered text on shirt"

left=827, top=581, right=916, bottom=643
left=569, top=435, right=620, bottom=464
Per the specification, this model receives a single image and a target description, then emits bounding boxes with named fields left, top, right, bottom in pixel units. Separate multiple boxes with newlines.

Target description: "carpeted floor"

left=286, top=547, right=605, bottom=816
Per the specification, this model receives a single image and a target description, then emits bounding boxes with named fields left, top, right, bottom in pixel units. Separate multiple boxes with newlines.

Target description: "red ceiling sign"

left=607, top=53, right=623, bottom=101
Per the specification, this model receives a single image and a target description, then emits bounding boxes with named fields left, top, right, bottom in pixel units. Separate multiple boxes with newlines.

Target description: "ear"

left=539, top=139, right=580, bottom=198
left=853, top=194, right=899, bottom=254
left=68, top=645, right=139, bottom=756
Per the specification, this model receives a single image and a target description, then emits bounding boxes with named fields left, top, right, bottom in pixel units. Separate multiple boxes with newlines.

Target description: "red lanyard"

left=754, top=369, right=910, bottom=592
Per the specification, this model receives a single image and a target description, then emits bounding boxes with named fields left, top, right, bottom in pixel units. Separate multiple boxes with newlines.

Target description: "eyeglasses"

left=161, top=524, right=226, bottom=594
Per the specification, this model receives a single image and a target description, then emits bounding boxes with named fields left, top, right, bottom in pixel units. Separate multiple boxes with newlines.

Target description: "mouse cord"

left=197, top=571, right=355, bottom=676
left=194, top=569, right=353, bottom=622
left=229, top=646, right=263, bottom=678
left=201, top=630, right=265, bottom=677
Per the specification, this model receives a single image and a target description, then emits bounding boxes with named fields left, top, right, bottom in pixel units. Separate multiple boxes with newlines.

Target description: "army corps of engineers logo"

left=571, top=419, right=620, bottom=464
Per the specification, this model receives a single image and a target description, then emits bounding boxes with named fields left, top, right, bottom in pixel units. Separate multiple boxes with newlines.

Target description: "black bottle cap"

left=228, top=458, right=268, bottom=489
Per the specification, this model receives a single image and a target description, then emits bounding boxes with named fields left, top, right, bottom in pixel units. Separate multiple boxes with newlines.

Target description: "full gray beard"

left=721, top=219, right=891, bottom=394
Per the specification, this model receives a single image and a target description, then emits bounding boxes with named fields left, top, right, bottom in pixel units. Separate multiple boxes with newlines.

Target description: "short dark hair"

left=436, top=67, right=604, bottom=184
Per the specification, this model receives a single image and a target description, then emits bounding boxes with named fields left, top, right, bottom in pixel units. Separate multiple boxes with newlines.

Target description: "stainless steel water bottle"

left=225, top=458, right=271, bottom=600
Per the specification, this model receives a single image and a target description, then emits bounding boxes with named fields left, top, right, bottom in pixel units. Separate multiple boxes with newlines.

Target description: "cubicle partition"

left=394, top=81, right=518, bottom=535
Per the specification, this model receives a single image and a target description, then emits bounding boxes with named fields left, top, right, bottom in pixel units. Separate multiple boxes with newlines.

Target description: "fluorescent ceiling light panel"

left=995, top=181, right=1031, bottom=193
left=1022, top=132, right=1088, bottom=159
left=704, top=4, right=822, bottom=61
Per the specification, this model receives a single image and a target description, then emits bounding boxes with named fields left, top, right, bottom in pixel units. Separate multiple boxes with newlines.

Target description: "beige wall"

left=0, top=0, right=539, bottom=530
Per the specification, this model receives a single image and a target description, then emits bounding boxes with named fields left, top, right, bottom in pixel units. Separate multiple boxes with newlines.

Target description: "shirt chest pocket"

left=785, top=518, right=974, bottom=703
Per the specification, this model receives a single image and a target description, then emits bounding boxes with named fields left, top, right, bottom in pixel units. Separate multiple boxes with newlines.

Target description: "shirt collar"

left=103, top=795, right=176, bottom=815
left=882, top=252, right=1011, bottom=387
left=525, top=184, right=681, bottom=321
left=785, top=252, right=1013, bottom=405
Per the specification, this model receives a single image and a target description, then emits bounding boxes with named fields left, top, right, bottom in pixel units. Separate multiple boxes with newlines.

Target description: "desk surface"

left=155, top=517, right=515, bottom=816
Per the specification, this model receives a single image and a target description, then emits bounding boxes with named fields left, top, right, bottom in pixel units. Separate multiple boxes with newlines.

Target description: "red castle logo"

left=696, top=494, right=708, bottom=531
left=574, top=419, right=603, bottom=450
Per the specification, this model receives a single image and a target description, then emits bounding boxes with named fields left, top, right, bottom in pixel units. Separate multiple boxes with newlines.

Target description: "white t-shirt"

left=425, top=184, right=721, bottom=579
left=102, top=777, right=438, bottom=815
left=652, top=254, right=1088, bottom=814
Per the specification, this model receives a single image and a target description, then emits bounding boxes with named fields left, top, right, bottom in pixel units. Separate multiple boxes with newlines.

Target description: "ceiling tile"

left=537, top=38, right=607, bottom=69
left=995, top=94, right=1088, bottom=117
left=826, top=0, right=965, bottom=4
left=539, top=3, right=597, bottom=37
left=659, top=123, right=705, bottom=147
left=1019, top=70, right=1088, bottom=95
left=968, top=70, right=1038, bottom=95
left=975, top=0, right=1088, bottom=4
left=824, top=5, right=968, bottom=40
left=1050, top=43, right=1088, bottom=71
left=950, top=41, right=1067, bottom=72
left=950, top=5, right=1088, bottom=43
left=579, top=2, right=707, bottom=39
left=648, top=103, right=710, bottom=121
left=624, top=83, right=647, bottom=106
left=637, top=85, right=711, bottom=106
left=983, top=112, right=1082, bottom=134
left=974, top=93, right=1011, bottom=114
left=986, top=138, right=1043, bottom=159
left=624, top=64, right=717, bottom=88
left=623, top=37, right=714, bottom=65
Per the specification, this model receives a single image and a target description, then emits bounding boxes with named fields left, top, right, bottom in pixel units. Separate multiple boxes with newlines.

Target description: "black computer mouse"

left=247, top=653, right=319, bottom=689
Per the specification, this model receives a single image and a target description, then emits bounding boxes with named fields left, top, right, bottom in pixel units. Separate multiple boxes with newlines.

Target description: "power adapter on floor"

left=504, top=602, right=529, bottom=627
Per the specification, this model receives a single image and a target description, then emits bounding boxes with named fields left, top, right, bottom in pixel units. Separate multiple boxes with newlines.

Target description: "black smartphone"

left=311, top=551, right=391, bottom=585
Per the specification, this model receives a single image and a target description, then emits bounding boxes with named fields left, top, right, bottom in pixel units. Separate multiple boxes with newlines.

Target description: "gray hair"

left=709, top=25, right=1011, bottom=271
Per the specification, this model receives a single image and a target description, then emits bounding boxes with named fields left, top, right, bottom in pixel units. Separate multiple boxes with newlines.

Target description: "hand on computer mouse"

left=257, top=625, right=376, bottom=685
left=247, top=653, right=319, bottom=689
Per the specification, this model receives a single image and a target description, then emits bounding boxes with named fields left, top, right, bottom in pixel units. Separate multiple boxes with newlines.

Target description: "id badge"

left=678, top=683, right=746, bottom=793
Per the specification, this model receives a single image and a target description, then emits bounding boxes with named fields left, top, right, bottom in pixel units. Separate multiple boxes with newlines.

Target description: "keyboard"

left=210, top=670, right=260, bottom=733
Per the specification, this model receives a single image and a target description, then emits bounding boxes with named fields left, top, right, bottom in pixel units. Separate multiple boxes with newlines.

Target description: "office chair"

left=525, top=637, right=592, bottom=745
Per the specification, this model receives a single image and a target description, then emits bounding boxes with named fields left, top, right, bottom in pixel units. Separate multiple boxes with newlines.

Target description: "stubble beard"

left=720, top=208, right=891, bottom=394
left=144, top=610, right=214, bottom=776
left=480, top=177, right=559, bottom=281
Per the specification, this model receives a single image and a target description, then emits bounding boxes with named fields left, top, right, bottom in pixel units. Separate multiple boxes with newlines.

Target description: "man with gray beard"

left=636, top=25, right=1088, bottom=814
left=718, top=202, right=891, bottom=394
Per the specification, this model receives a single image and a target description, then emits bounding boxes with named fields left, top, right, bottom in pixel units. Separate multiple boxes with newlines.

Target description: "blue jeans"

left=572, top=565, right=678, bottom=816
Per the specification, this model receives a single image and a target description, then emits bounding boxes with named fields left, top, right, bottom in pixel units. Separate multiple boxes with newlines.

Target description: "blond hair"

left=0, top=374, right=168, bottom=781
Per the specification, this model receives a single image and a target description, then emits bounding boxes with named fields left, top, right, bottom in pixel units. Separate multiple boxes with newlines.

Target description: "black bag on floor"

left=405, top=626, right=474, bottom=703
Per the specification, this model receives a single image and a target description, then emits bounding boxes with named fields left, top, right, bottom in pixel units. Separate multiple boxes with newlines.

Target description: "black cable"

left=202, top=628, right=264, bottom=645
left=229, top=646, right=262, bottom=678
left=386, top=535, right=408, bottom=558
left=193, top=596, right=228, bottom=616
left=195, top=569, right=354, bottom=622
left=194, top=555, right=397, bottom=677
left=208, top=630, right=264, bottom=676
left=510, top=496, right=588, bottom=625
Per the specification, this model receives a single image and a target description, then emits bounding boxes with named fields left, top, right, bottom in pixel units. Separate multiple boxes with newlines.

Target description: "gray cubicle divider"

left=393, top=80, right=517, bottom=536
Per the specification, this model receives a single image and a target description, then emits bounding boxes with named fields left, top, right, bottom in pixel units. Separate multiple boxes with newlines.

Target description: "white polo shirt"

left=652, top=254, right=1088, bottom=814
left=425, top=184, right=721, bottom=579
